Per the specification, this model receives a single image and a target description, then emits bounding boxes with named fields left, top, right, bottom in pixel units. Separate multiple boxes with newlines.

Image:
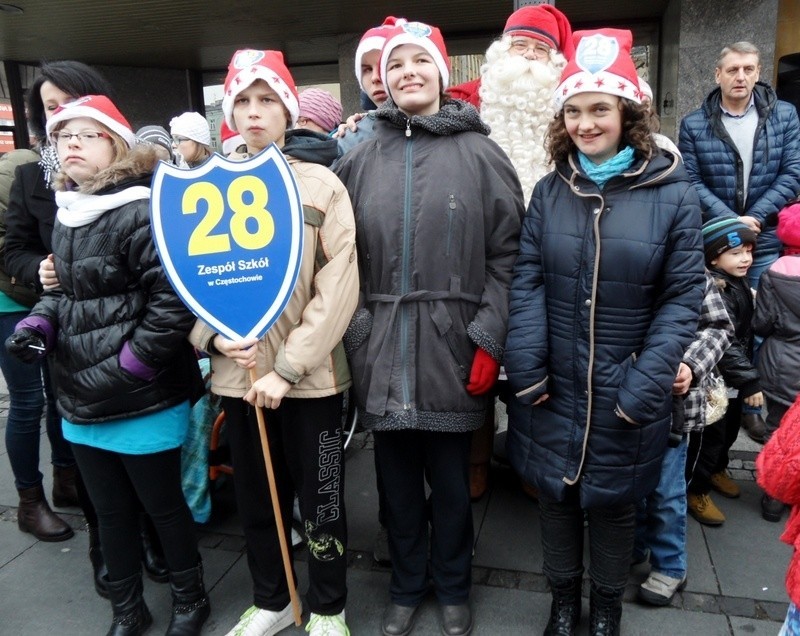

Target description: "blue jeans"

left=635, top=435, right=688, bottom=579
left=0, top=311, right=73, bottom=489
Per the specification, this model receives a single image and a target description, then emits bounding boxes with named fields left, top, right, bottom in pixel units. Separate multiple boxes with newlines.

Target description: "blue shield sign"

left=150, top=146, right=304, bottom=341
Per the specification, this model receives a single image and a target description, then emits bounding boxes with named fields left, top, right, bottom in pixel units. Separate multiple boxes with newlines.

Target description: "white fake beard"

left=479, top=41, right=565, bottom=205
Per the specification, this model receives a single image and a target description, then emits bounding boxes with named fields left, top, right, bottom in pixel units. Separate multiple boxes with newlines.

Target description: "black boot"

left=762, top=493, right=787, bottom=522
left=166, top=562, right=211, bottom=636
left=589, top=583, right=622, bottom=636
left=105, top=573, right=153, bottom=636
left=52, top=464, right=79, bottom=507
left=17, top=484, right=74, bottom=541
left=140, top=514, right=168, bottom=583
left=544, top=577, right=582, bottom=636
left=88, top=524, right=110, bottom=598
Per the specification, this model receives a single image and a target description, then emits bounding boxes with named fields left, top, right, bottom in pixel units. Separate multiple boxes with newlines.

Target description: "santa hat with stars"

left=221, top=49, right=300, bottom=130
left=553, top=28, right=643, bottom=110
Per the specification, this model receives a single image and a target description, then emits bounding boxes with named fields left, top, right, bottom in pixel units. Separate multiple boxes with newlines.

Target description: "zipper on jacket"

left=446, top=193, right=456, bottom=256
left=400, top=136, right=414, bottom=409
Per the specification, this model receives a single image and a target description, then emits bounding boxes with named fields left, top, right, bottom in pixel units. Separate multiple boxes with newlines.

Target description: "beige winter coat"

left=189, top=151, right=358, bottom=399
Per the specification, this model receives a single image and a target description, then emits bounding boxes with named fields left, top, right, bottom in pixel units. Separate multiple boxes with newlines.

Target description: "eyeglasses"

left=50, top=130, right=111, bottom=146
left=509, top=39, right=551, bottom=60
left=172, top=136, right=191, bottom=145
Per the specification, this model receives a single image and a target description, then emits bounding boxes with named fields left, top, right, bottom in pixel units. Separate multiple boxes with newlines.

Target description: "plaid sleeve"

left=682, top=274, right=734, bottom=382
left=678, top=274, right=735, bottom=433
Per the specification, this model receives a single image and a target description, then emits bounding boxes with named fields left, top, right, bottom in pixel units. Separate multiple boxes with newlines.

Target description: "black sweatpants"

left=70, top=444, right=198, bottom=581
left=687, top=397, right=742, bottom=494
left=373, top=429, right=473, bottom=606
left=222, top=394, right=347, bottom=615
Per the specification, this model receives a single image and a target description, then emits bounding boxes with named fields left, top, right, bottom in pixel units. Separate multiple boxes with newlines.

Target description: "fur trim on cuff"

left=467, top=321, right=503, bottom=362
left=343, top=308, right=373, bottom=357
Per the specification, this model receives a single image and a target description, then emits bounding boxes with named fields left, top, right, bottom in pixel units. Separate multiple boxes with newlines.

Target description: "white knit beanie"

left=169, top=112, right=211, bottom=146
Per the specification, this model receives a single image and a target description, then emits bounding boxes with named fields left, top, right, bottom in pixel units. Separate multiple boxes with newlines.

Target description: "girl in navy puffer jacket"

left=505, top=29, right=704, bottom=636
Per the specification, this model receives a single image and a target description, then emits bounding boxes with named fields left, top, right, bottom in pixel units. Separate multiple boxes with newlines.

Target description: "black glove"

left=5, top=328, right=47, bottom=363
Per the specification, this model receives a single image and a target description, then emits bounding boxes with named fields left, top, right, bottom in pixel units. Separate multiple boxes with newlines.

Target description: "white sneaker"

left=637, top=571, right=687, bottom=606
left=224, top=601, right=299, bottom=636
left=305, top=610, right=349, bottom=636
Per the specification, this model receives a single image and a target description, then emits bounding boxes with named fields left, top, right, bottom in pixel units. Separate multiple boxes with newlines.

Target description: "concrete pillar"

left=674, top=0, right=779, bottom=125
left=338, top=33, right=362, bottom=118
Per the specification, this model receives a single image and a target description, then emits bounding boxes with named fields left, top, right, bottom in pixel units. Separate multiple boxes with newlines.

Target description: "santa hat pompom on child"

left=553, top=28, right=644, bottom=110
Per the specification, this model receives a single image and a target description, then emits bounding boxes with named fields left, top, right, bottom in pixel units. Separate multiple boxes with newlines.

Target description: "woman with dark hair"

left=7, top=94, right=209, bottom=636
left=0, top=61, right=113, bottom=547
left=505, top=29, right=705, bottom=636
left=4, top=60, right=167, bottom=598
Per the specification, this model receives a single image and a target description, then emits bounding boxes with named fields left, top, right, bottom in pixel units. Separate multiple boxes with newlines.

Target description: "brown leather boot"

left=17, top=484, right=74, bottom=541
left=52, top=464, right=79, bottom=508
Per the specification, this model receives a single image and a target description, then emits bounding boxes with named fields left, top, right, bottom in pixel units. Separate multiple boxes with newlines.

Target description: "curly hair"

left=546, top=97, right=655, bottom=165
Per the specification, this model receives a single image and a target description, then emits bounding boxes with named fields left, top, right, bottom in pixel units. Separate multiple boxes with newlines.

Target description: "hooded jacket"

left=335, top=99, right=524, bottom=432
left=753, top=255, right=800, bottom=406
left=505, top=148, right=705, bottom=508
left=23, top=145, right=203, bottom=423
left=189, top=129, right=359, bottom=399
left=679, top=82, right=800, bottom=255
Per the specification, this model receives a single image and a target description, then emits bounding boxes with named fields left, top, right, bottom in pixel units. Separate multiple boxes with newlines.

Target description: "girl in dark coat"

left=336, top=19, right=524, bottom=636
left=0, top=61, right=113, bottom=547
left=505, top=29, right=704, bottom=635
left=6, top=95, right=208, bottom=636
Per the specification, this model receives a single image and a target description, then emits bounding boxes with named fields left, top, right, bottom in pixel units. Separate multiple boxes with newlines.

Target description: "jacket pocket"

left=429, top=300, right=473, bottom=381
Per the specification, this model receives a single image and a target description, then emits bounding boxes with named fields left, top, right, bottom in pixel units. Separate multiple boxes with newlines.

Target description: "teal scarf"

left=578, top=146, right=636, bottom=190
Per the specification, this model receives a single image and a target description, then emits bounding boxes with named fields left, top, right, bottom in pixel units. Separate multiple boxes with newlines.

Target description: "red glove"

left=466, top=348, right=500, bottom=395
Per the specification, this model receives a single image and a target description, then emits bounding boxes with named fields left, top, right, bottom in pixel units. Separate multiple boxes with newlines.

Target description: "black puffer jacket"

left=27, top=146, right=203, bottom=423
left=712, top=269, right=760, bottom=399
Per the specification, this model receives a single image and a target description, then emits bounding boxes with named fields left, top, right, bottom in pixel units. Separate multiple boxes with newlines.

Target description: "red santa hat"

left=379, top=19, right=451, bottom=90
left=554, top=28, right=643, bottom=110
left=354, top=16, right=400, bottom=91
left=46, top=95, right=136, bottom=148
left=220, top=120, right=245, bottom=155
left=221, top=49, right=299, bottom=131
left=503, top=5, right=575, bottom=59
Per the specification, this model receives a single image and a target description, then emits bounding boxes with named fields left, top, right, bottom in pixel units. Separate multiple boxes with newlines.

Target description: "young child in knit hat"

left=136, top=125, right=175, bottom=163
left=296, top=88, right=343, bottom=136
left=188, top=48, right=358, bottom=636
left=753, top=201, right=800, bottom=522
left=686, top=218, right=761, bottom=526
left=169, top=111, right=212, bottom=168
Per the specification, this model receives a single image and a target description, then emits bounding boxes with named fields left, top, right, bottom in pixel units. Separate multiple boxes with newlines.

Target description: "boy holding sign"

left=188, top=50, right=358, bottom=636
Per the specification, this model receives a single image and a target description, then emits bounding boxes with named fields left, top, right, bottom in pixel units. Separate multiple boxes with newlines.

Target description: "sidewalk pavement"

left=0, top=389, right=790, bottom=635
